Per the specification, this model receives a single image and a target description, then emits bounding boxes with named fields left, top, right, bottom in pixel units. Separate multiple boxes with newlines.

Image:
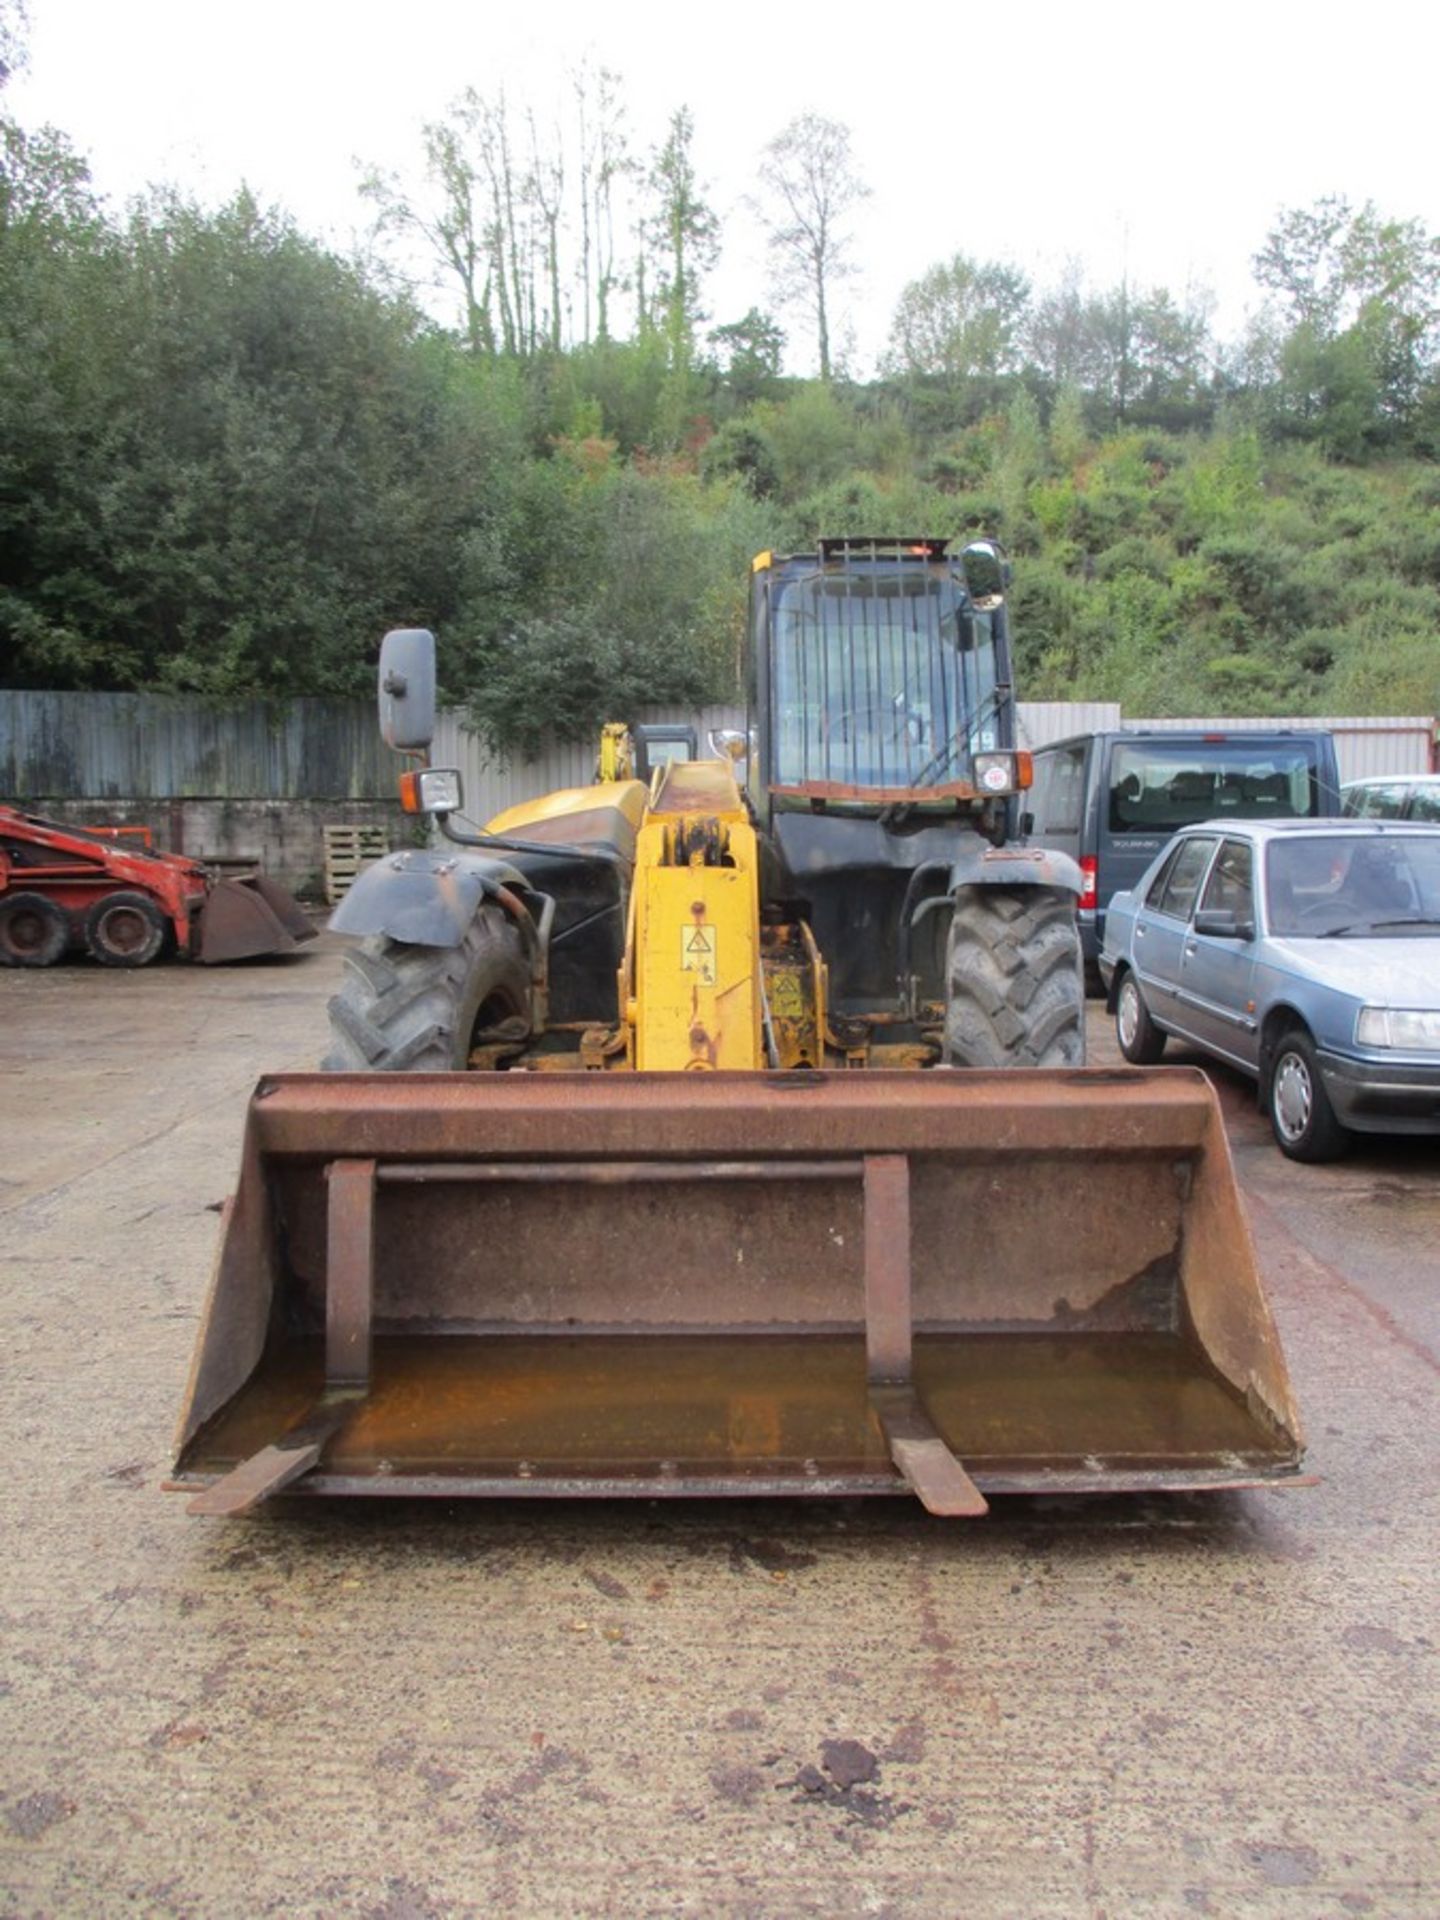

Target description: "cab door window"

left=1151, top=836, right=1218, bottom=920
left=1198, top=838, right=1254, bottom=922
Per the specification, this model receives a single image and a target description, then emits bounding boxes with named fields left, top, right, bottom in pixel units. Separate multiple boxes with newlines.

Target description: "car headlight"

left=1355, top=1007, right=1440, bottom=1051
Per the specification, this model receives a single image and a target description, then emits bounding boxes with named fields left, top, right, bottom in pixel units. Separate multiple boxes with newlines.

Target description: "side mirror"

left=959, top=539, right=1012, bottom=607
left=379, top=628, right=436, bottom=751
left=1193, top=908, right=1254, bottom=941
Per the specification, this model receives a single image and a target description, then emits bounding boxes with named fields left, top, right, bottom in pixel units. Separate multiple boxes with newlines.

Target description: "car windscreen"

left=1108, top=742, right=1321, bottom=834
left=1266, top=833, right=1440, bottom=936
left=770, top=569, right=998, bottom=789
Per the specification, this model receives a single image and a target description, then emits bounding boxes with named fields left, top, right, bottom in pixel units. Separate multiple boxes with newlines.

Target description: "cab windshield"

left=770, top=568, right=999, bottom=789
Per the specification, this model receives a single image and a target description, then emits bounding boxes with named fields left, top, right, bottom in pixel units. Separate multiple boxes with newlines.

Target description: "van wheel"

left=943, top=885, right=1084, bottom=1067
left=1115, top=971, right=1166, bottom=1064
left=324, top=903, right=532, bottom=1071
left=1268, top=1029, right=1349, bottom=1162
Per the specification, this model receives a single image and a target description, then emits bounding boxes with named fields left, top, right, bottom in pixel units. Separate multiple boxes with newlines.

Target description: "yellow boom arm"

left=623, top=760, right=764, bottom=1070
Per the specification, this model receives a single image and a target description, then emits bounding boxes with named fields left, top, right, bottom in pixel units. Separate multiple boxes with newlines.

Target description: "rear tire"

left=1267, top=1028, right=1349, bottom=1163
left=324, top=903, right=532, bottom=1071
left=0, top=891, right=69, bottom=968
left=85, top=891, right=167, bottom=968
left=1115, top=969, right=1166, bottom=1064
left=943, top=884, right=1085, bottom=1068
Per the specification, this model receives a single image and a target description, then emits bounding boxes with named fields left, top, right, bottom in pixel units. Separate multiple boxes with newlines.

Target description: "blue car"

left=1099, top=820, right=1440, bottom=1160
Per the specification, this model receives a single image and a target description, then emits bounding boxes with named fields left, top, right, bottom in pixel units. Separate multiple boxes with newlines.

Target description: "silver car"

left=1342, top=774, right=1440, bottom=822
left=1099, top=820, right=1440, bottom=1160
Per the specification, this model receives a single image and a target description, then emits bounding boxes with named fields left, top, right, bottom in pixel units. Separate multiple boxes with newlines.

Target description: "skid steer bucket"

left=172, top=1068, right=1305, bottom=1517
left=195, top=874, right=317, bottom=963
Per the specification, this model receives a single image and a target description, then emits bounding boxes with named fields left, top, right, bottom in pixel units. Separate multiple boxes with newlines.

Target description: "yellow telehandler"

left=172, top=539, right=1304, bottom=1517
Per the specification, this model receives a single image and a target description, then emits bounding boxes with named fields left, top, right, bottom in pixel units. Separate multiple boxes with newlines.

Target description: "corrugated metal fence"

left=2, top=691, right=1434, bottom=809
left=0, top=692, right=397, bottom=800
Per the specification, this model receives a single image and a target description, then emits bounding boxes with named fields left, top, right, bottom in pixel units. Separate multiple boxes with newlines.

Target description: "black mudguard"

left=328, top=848, right=530, bottom=949
left=948, top=843, right=1084, bottom=896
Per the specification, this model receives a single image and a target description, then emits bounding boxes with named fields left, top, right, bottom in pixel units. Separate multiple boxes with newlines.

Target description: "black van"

left=1026, top=729, right=1342, bottom=973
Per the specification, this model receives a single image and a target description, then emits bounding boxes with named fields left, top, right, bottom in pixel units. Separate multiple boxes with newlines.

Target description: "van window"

left=1030, top=744, right=1085, bottom=833
left=1108, top=742, right=1319, bottom=833
left=1411, top=787, right=1440, bottom=823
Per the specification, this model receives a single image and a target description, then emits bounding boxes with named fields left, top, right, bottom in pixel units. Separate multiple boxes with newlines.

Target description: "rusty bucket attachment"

left=195, top=874, right=317, bottom=963
left=172, top=1068, right=1305, bottom=1517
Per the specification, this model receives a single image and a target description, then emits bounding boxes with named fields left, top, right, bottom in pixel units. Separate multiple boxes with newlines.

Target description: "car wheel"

left=1115, top=971, right=1166, bottom=1064
left=1268, top=1029, right=1349, bottom=1163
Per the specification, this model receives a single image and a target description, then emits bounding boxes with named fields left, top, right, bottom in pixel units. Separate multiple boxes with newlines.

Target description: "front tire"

left=1115, top=970, right=1166, bottom=1064
left=85, top=891, right=168, bottom=967
left=324, top=903, right=532, bottom=1071
left=943, top=884, right=1084, bottom=1068
left=1268, top=1028, right=1349, bottom=1162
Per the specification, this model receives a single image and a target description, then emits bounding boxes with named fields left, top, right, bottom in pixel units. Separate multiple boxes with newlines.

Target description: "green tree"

left=0, top=0, right=26, bottom=89
left=708, top=307, right=785, bottom=407
left=643, top=108, right=719, bottom=445
left=1086, top=282, right=1213, bottom=423
left=1252, top=197, right=1440, bottom=446
left=1049, top=384, right=1088, bottom=469
left=1, top=186, right=507, bottom=694
left=884, top=255, right=1031, bottom=383
left=360, top=108, right=497, bottom=356
left=573, top=60, right=631, bottom=345
left=755, top=112, right=868, bottom=382
left=1253, top=197, right=1353, bottom=332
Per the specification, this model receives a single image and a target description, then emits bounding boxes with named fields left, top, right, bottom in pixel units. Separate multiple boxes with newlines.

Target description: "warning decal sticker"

left=681, top=924, right=717, bottom=985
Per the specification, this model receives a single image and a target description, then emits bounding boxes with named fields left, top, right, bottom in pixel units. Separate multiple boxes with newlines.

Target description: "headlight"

left=972, top=751, right=1033, bottom=795
left=1355, top=1007, right=1440, bottom=1051
left=398, top=766, right=463, bottom=814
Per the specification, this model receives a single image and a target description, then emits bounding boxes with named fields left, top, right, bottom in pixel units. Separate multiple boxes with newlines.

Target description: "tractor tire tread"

left=323, top=904, right=530, bottom=1072
left=0, top=890, right=69, bottom=968
left=85, top=890, right=168, bottom=968
left=944, top=885, right=1084, bottom=1069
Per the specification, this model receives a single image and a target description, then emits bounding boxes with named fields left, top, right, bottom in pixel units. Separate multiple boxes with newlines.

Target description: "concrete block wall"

left=23, top=797, right=410, bottom=902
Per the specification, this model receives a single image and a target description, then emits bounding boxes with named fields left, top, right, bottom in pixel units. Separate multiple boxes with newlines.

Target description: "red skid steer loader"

left=0, top=806, right=315, bottom=967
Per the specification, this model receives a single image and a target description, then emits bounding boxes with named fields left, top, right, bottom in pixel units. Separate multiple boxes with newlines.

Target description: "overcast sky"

left=11, top=0, right=1440, bottom=375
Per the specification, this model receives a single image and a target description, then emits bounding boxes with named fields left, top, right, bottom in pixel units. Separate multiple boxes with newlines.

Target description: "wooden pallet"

left=323, top=825, right=391, bottom=905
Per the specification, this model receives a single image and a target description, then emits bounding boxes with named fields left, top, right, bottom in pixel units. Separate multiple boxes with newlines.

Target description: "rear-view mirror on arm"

left=378, top=627, right=437, bottom=752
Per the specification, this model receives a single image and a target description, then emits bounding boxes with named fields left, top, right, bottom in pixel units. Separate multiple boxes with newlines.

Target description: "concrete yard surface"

left=1, top=940, right=1437, bottom=1916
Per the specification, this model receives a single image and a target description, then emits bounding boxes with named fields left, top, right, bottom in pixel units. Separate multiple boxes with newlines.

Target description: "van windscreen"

left=1108, top=742, right=1319, bottom=834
